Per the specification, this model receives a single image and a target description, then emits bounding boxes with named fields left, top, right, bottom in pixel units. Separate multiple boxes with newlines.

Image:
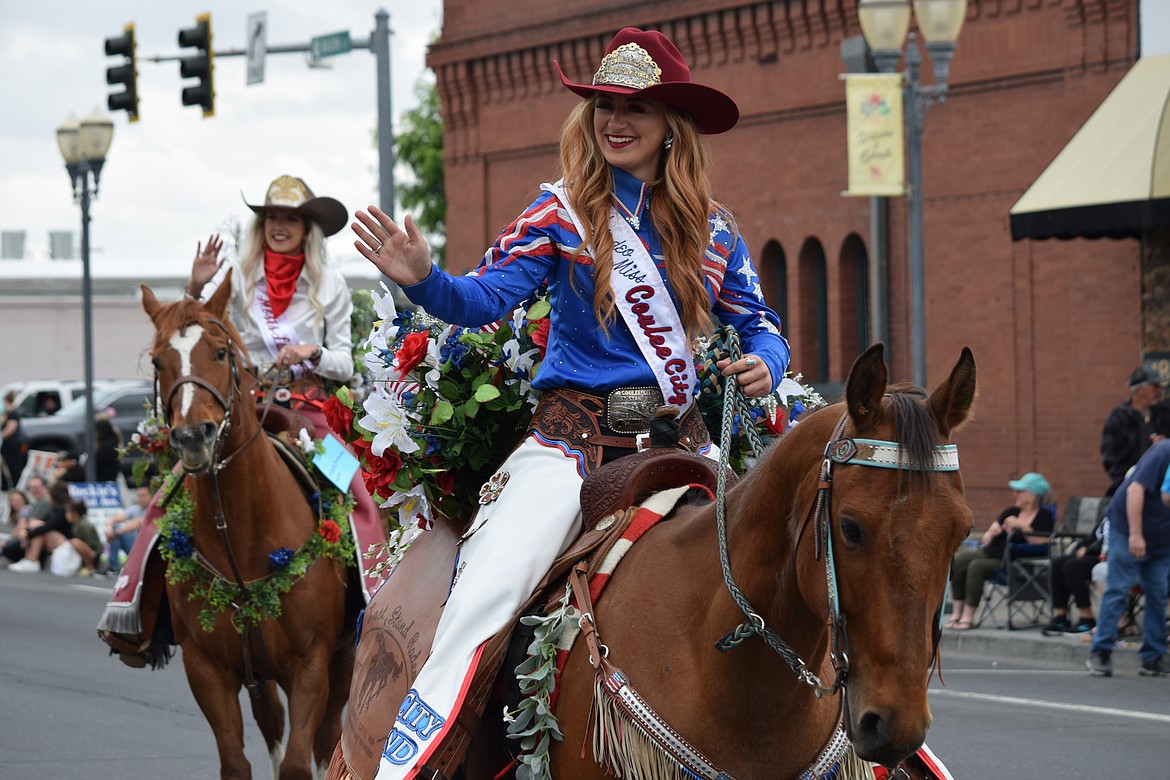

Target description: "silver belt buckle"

left=606, top=386, right=663, bottom=434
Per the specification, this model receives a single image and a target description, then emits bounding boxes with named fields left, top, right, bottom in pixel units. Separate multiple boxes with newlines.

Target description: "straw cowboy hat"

left=244, top=175, right=348, bottom=237
left=555, top=27, right=740, bottom=135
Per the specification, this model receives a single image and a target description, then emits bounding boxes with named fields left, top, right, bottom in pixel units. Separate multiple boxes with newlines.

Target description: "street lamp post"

left=56, top=108, right=114, bottom=483
left=859, top=0, right=967, bottom=387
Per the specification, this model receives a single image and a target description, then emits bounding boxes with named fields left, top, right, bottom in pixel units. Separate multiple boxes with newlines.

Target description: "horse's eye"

left=840, top=517, right=863, bottom=545
left=216, top=348, right=228, bottom=361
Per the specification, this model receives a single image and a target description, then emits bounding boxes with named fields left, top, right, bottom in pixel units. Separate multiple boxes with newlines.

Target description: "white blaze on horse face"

left=169, top=325, right=206, bottom=418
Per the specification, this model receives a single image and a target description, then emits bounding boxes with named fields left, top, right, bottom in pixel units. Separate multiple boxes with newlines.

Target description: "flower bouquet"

left=325, top=285, right=550, bottom=562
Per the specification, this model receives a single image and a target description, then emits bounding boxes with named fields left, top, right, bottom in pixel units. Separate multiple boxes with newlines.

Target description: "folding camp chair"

left=978, top=502, right=1058, bottom=629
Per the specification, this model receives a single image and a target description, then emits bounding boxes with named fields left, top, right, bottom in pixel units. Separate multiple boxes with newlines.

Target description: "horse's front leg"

left=181, top=643, right=251, bottom=780
left=280, top=643, right=333, bottom=779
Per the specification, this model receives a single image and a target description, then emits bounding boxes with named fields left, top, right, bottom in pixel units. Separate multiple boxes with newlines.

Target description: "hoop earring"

left=664, top=133, right=674, bottom=151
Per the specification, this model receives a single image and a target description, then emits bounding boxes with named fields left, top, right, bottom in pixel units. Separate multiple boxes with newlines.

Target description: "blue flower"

left=440, top=332, right=470, bottom=367
left=268, top=547, right=295, bottom=570
left=424, top=435, right=442, bottom=455
left=401, top=390, right=416, bottom=408
left=392, top=310, right=414, bottom=329
left=166, top=530, right=193, bottom=558
left=731, top=413, right=743, bottom=435
left=790, top=400, right=806, bottom=421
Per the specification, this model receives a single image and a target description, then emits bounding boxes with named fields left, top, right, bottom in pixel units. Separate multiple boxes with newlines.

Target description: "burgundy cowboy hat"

left=555, top=27, right=740, bottom=135
left=244, top=175, right=348, bottom=237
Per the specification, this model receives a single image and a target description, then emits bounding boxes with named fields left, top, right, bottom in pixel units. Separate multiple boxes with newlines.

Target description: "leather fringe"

left=591, top=674, right=703, bottom=780
left=590, top=675, right=877, bottom=780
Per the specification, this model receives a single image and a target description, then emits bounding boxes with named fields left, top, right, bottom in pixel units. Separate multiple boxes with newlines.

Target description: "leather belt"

left=529, top=387, right=710, bottom=474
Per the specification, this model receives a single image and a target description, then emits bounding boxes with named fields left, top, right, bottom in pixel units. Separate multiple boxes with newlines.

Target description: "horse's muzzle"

left=170, top=422, right=218, bottom=471
left=849, top=704, right=928, bottom=769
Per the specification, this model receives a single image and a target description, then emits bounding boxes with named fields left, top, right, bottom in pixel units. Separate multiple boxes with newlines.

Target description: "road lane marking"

left=71, top=584, right=115, bottom=595
left=930, top=689, right=1170, bottom=723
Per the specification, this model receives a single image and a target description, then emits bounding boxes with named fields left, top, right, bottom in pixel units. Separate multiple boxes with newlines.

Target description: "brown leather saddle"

left=331, top=446, right=734, bottom=780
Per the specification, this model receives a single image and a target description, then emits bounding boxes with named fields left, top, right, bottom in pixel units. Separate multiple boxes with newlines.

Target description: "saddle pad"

left=340, top=514, right=462, bottom=779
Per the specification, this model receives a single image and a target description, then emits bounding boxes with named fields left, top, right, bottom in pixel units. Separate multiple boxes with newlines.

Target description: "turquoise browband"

left=827, top=437, right=960, bottom=472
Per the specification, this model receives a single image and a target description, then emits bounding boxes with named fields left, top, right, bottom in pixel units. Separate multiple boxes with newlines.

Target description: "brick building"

left=426, top=0, right=1155, bottom=519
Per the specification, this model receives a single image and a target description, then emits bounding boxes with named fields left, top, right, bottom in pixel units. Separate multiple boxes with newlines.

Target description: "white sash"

left=542, top=181, right=696, bottom=410
left=251, top=279, right=308, bottom=379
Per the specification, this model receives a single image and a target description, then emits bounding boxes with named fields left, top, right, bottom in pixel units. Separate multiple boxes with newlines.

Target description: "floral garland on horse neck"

left=148, top=436, right=357, bottom=633
left=325, top=285, right=823, bottom=576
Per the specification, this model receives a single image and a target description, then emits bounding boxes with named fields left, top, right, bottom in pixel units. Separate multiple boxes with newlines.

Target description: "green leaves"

left=505, top=583, right=578, bottom=779
left=473, top=384, right=501, bottom=403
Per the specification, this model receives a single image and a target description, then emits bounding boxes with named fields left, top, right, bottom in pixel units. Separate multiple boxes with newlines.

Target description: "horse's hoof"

left=118, top=652, right=148, bottom=669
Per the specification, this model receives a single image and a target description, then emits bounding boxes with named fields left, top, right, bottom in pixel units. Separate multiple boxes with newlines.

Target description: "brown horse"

left=330, top=343, right=975, bottom=779
left=543, top=344, right=975, bottom=778
left=143, top=275, right=356, bottom=780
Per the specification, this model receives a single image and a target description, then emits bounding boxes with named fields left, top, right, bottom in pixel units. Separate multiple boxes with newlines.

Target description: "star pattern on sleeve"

left=738, top=256, right=763, bottom=298
left=709, top=213, right=729, bottom=245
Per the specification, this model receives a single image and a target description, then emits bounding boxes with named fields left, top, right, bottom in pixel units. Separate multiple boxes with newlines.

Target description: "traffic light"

left=104, top=23, right=139, bottom=122
left=178, top=13, right=214, bottom=117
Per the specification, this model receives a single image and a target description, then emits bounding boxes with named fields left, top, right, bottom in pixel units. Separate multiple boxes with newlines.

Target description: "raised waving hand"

left=352, top=205, right=432, bottom=286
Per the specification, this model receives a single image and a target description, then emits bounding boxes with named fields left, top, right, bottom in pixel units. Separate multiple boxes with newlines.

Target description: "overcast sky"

left=0, top=1, right=442, bottom=278
left=1, top=2, right=1166, bottom=280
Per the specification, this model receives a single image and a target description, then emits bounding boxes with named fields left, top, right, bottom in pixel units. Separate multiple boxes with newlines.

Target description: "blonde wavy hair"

left=237, top=212, right=328, bottom=328
left=558, top=95, right=715, bottom=339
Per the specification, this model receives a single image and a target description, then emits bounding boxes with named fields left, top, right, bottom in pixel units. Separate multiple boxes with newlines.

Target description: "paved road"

left=926, top=652, right=1170, bottom=775
left=2, top=569, right=1168, bottom=778
left=0, top=570, right=271, bottom=779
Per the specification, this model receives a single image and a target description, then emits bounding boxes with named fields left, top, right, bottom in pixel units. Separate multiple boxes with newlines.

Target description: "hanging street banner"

left=844, top=74, right=905, bottom=197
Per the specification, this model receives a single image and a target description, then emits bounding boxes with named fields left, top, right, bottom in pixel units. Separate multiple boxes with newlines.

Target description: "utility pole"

left=373, top=10, right=395, bottom=219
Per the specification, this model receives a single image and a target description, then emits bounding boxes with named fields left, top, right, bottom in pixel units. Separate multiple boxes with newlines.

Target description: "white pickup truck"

left=0, top=379, right=91, bottom=418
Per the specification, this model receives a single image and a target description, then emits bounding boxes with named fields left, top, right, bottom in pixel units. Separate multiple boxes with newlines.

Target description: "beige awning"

left=1010, top=53, right=1170, bottom=240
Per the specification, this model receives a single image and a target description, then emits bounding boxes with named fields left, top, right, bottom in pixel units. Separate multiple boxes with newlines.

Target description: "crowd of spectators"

left=1, top=414, right=138, bottom=578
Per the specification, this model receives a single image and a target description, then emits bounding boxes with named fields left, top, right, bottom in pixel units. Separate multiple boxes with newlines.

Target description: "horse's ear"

left=141, top=284, right=164, bottom=324
left=205, top=268, right=233, bottom=319
left=928, top=347, right=977, bottom=437
left=846, top=343, right=888, bottom=434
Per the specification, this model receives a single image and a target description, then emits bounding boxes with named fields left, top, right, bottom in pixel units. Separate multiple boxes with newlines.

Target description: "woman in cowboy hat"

left=186, top=174, right=354, bottom=387
left=352, top=28, right=789, bottom=776
left=96, top=176, right=385, bottom=659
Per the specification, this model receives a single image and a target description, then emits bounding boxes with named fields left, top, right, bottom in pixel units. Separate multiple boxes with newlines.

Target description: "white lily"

left=359, top=389, right=420, bottom=456
left=380, top=483, right=435, bottom=531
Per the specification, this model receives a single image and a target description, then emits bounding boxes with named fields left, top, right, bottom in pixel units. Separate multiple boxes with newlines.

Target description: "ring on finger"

left=373, top=241, right=383, bottom=254
left=744, top=357, right=758, bottom=368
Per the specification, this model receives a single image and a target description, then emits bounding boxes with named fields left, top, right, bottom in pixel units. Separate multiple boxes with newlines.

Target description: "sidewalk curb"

left=939, top=627, right=1145, bottom=674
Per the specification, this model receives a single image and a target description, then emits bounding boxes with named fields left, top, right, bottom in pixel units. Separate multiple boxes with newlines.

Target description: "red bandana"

left=263, top=248, right=305, bottom=318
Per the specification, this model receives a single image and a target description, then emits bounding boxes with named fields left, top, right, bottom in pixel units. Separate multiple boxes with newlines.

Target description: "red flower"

left=435, top=471, right=455, bottom=495
left=764, top=409, right=786, bottom=436
left=361, top=449, right=402, bottom=500
left=318, top=519, right=342, bottom=544
left=322, top=396, right=354, bottom=438
left=395, top=332, right=431, bottom=377
left=530, top=319, right=551, bottom=358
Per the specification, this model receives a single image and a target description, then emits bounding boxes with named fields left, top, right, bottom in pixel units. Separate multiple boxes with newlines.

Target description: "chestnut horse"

left=143, top=276, right=356, bottom=780
left=542, top=344, right=975, bottom=778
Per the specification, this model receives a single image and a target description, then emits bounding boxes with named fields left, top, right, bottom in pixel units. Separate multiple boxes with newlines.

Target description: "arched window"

left=798, top=238, right=829, bottom=384
left=757, top=240, right=788, bottom=331
left=838, top=233, right=870, bottom=362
